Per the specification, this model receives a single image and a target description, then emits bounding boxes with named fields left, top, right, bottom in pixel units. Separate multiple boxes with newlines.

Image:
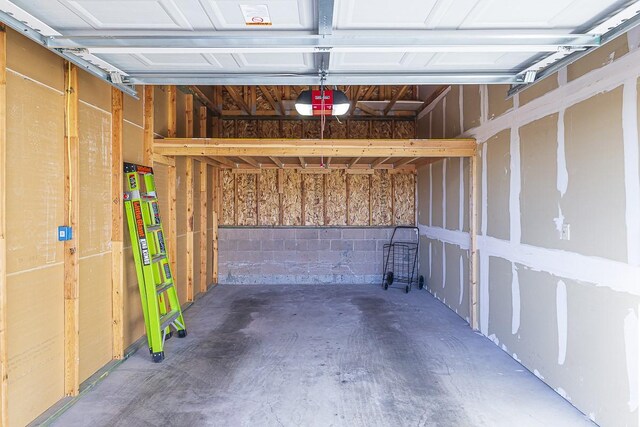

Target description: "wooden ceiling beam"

left=371, top=157, right=391, bottom=167
left=384, top=85, right=409, bottom=115
left=238, top=156, right=261, bottom=168
left=356, top=102, right=381, bottom=116
left=224, top=86, right=252, bottom=115
left=393, top=157, right=418, bottom=168
left=348, top=157, right=361, bottom=168
left=208, top=156, right=237, bottom=168
left=189, top=86, right=221, bottom=116
left=269, top=156, right=284, bottom=168
left=259, top=85, right=281, bottom=115
left=416, top=85, right=450, bottom=115
left=299, top=156, right=307, bottom=168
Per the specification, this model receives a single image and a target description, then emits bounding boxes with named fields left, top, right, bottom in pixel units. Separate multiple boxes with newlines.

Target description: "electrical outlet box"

left=58, top=226, right=72, bottom=241
left=560, top=223, right=570, bottom=241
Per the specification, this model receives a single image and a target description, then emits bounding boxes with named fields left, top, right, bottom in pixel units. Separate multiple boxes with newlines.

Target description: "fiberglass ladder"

left=123, top=162, right=187, bottom=362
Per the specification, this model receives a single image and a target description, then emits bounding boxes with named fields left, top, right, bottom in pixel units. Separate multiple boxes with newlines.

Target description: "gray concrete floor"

left=53, top=285, right=593, bottom=427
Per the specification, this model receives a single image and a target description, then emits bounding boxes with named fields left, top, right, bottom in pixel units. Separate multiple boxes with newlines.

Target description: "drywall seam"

left=478, top=235, right=640, bottom=296
left=462, top=45, right=640, bottom=142
left=556, top=280, right=567, bottom=364
left=480, top=251, right=489, bottom=334
left=623, top=307, right=639, bottom=411
left=556, top=110, right=568, bottom=197
left=428, top=241, right=432, bottom=281
left=418, top=225, right=470, bottom=250
left=459, top=157, right=464, bottom=230
left=429, top=164, right=433, bottom=225
left=78, top=251, right=111, bottom=261
left=459, top=85, right=464, bottom=133
left=442, top=241, right=446, bottom=289
left=6, top=261, right=64, bottom=277
left=458, top=254, right=464, bottom=306
left=510, top=126, right=521, bottom=244
left=123, top=118, right=143, bottom=129
left=442, top=159, right=447, bottom=228
left=481, top=142, right=488, bottom=235
left=428, top=111, right=433, bottom=138
left=79, top=99, right=111, bottom=116
left=480, top=85, right=488, bottom=124
left=558, top=67, right=568, bottom=86
left=6, top=68, right=64, bottom=95
left=511, top=263, right=520, bottom=334
left=622, top=79, right=640, bottom=266
left=442, top=96, right=446, bottom=135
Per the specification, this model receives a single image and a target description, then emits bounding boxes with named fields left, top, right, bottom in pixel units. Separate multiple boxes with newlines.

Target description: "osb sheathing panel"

left=431, top=161, right=444, bottom=228
left=349, top=120, right=369, bottom=138
left=444, top=158, right=460, bottom=230
left=303, top=173, right=324, bottom=226
left=6, top=74, right=64, bottom=273
left=326, top=171, right=346, bottom=225
left=237, top=173, right=258, bottom=225
left=237, top=120, right=258, bottom=138
left=348, top=174, right=370, bottom=225
left=463, top=85, right=481, bottom=131
left=221, top=120, right=235, bottom=138
left=444, top=86, right=461, bottom=138
left=282, top=120, right=302, bottom=138
left=303, top=121, right=321, bottom=139
left=563, top=87, right=627, bottom=262
left=520, top=114, right=561, bottom=249
left=256, top=87, right=271, bottom=111
left=520, top=74, right=558, bottom=106
left=175, top=157, right=188, bottom=234
left=123, top=122, right=144, bottom=164
left=221, top=170, right=235, bottom=225
left=514, top=266, right=640, bottom=427
left=124, top=85, right=143, bottom=126
left=371, top=120, right=392, bottom=139
left=393, top=173, right=415, bottom=225
left=371, top=170, right=392, bottom=226
left=222, top=87, right=237, bottom=110
left=258, top=169, right=279, bottom=226
left=78, top=71, right=110, bottom=112
left=282, top=169, right=302, bottom=225
left=154, top=86, right=169, bottom=138
left=79, top=254, right=113, bottom=382
left=486, top=129, right=511, bottom=241
left=123, top=247, right=144, bottom=347
left=416, top=165, right=429, bottom=225
left=259, top=121, right=280, bottom=138
left=568, top=34, right=629, bottom=82
left=326, top=119, right=347, bottom=138
left=6, top=28, right=63, bottom=90
left=7, top=266, right=64, bottom=427
left=431, top=103, right=444, bottom=138
left=487, top=85, right=513, bottom=120
left=79, top=104, right=111, bottom=256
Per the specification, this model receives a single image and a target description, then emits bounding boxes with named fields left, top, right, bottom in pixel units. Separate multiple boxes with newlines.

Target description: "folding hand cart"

left=382, top=226, right=424, bottom=293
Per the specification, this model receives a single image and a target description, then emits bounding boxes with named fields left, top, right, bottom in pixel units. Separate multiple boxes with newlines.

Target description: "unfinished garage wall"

left=417, top=34, right=640, bottom=427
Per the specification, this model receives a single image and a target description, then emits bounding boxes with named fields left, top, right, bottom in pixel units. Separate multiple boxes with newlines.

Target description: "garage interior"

left=0, top=0, right=639, bottom=426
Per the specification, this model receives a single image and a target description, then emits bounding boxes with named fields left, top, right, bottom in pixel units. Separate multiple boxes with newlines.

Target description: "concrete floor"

left=53, top=285, right=594, bottom=427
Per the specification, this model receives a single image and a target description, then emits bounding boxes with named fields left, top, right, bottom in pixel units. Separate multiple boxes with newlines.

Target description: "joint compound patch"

left=556, top=280, right=567, bottom=365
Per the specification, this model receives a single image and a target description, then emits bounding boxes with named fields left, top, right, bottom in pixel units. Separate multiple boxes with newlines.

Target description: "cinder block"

left=341, top=228, right=365, bottom=239
left=365, top=228, right=392, bottom=239
left=331, top=240, right=353, bottom=251
left=318, top=229, right=342, bottom=239
left=295, top=229, right=319, bottom=240
left=285, top=240, right=307, bottom=251
left=270, top=228, right=294, bottom=239
left=353, top=240, right=377, bottom=251
left=307, top=239, right=330, bottom=251
left=237, top=239, right=261, bottom=251
left=318, top=251, right=342, bottom=263
left=261, top=239, right=284, bottom=251
left=218, top=239, right=237, bottom=251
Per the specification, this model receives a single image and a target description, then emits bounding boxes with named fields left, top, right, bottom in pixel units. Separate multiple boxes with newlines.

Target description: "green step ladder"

left=123, top=162, right=187, bottom=362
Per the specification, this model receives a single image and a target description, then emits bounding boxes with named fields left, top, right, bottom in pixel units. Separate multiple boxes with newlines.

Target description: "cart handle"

left=390, top=226, right=419, bottom=244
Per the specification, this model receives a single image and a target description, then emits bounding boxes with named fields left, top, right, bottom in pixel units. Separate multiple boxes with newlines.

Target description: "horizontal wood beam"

left=372, top=157, right=391, bottom=167
left=209, top=156, right=238, bottom=168
left=154, top=138, right=476, bottom=158
left=239, top=156, right=261, bottom=168
left=153, top=153, right=175, bottom=166
left=269, top=156, right=284, bottom=168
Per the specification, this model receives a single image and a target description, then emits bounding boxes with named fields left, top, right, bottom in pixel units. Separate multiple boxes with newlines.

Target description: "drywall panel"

left=176, top=234, right=188, bottom=304
left=79, top=104, right=111, bottom=256
left=416, top=165, right=429, bottom=225
left=303, top=173, right=324, bottom=225
left=6, top=73, right=64, bottom=273
left=258, top=169, right=279, bottom=226
left=568, top=35, right=629, bottom=82
left=486, top=129, right=511, bottom=241
left=153, top=86, right=169, bottom=138
left=123, top=122, right=144, bottom=164
left=6, top=28, right=63, bottom=90
left=563, top=87, right=627, bottom=262
left=426, top=240, right=443, bottom=299
left=371, top=170, right=392, bottom=225
left=416, top=113, right=429, bottom=138
left=445, top=158, right=460, bottom=230
left=123, top=246, right=144, bottom=347
left=175, top=157, right=188, bottom=234
left=431, top=161, right=444, bottom=228
left=221, top=169, right=235, bottom=225
left=519, top=74, right=558, bottom=106
left=237, top=173, right=257, bottom=225
left=431, top=102, right=444, bottom=138
left=7, top=266, right=64, bottom=427
left=462, top=158, right=470, bottom=232
left=444, top=243, right=469, bottom=319
left=282, top=169, right=302, bottom=225
left=393, top=173, right=415, bottom=225
left=487, top=256, right=513, bottom=345
left=476, top=146, right=483, bottom=232
left=444, top=86, right=461, bottom=138
left=520, top=113, right=561, bottom=248
left=463, top=85, right=481, bottom=131
left=78, top=71, right=110, bottom=112
left=487, top=84, right=512, bottom=120
left=348, top=174, right=369, bottom=225
left=123, top=85, right=143, bottom=126
left=326, top=171, right=347, bottom=225
left=79, top=253, right=113, bottom=382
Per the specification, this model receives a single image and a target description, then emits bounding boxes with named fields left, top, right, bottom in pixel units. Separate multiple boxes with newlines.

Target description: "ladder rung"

left=156, top=281, right=173, bottom=295
left=160, top=310, right=181, bottom=331
left=152, top=254, right=166, bottom=264
left=147, top=224, right=161, bottom=232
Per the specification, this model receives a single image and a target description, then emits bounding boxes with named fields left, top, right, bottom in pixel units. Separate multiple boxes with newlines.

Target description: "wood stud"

left=0, top=25, right=7, bottom=426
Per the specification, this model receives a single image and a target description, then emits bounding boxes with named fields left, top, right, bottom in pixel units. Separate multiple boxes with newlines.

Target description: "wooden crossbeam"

left=190, top=85, right=221, bottom=116
left=299, top=156, right=307, bottom=168
left=416, top=85, right=449, bottom=115
left=259, top=85, right=281, bottom=115
left=384, top=85, right=409, bottom=115
left=154, top=138, right=476, bottom=158
left=269, top=156, right=284, bottom=168
left=348, top=157, right=361, bottom=168
left=192, top=156, right=221, bottom=167
left=239, top=156, right=261, bottom=168
left=347, top=86, right=362, bottom=115
left=356, top=102, right=380, bottom=116
left=393, top=157, right=418, bottom=168
left=209, top=156, right=237, bottom=168
left=372, top=157, right=390, bottom=167
left=225, top=86, right=252, bottom=115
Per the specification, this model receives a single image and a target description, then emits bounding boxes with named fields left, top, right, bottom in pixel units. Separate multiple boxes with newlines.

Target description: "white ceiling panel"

left=232, top=52, right=313, bottom=69
left=335, top=0, right=439, bottom=29
left=199, top=0, right=314, bottom=30
left=135, top=53, right=222, bottom=68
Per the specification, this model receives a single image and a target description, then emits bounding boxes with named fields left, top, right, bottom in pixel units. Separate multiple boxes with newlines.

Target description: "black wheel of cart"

left=418, top=275, right=424, bottom=290
left=385, top=271, right=394, bottom=286
left=405, top=285, right=410, bottom=294
left=384, top=283, right=388, bottom=290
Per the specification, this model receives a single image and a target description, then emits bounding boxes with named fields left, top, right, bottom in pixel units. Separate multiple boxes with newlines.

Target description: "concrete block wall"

left=219, top=227, right=398, bottom=284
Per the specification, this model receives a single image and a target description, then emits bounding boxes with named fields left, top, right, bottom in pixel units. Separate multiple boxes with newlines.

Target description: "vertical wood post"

left=368, top=174, right=373, bottom=226
left=199, top=161, right=208, bottom=293
left=469, top=153, right=479, bottom=330
left=345, top=174, right=350, bottom=226
left=186, top=158, right=194, bottom=302
left=167, top=86, right=176, bottom=138
left=110, top=88, right=124, bottom=359
left=63, top=61, right=80, bottom=397
left=199, top=106, right=207, bottom=138
left=167, top=166, right=177, bottom=288
left=0, top=24, right=8, bottom=426
left=185, top=94, right=194, bottom=138
left=143, top=86, right=154, bottom=167
left=212, top=211, right=219, bottom=285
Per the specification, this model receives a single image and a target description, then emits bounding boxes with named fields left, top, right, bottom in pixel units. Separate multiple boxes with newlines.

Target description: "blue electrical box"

left=58, top=226, right=72, bottom=241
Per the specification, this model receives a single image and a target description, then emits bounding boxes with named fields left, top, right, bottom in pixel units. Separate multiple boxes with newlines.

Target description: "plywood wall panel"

left=326, top=119, right=347, bottom=138
left=282, top=169, right=301, bottom=225
left=237, top=120, right=258, bottom=138
left=326, top=171, right=346, bottom=225
left=259, top=121, right=280, bottom=138
left=349, top=120, right=369, bottom=138
left=371, top=121, right=392, bottom=138
left=394, top=173, right=415, bottom=225
left=303, top=174, right=324, bottom=226
left=236, top=173, right=257, bottom=225
left=221, top=120, right=235, bottom=138
left=371, top=170, right=392, bottom=225
left=348, top=174, right=370, bottom=225
left=282, top=120, right=302, bottom=138
left=303, top=121, right=321, bottom=139
left=175, top=157, right=188, bottom=234
left=6, top=29, right=63, bottom=90
left=258, top=170, right=279, bottom=226
left=221, top=170, right=235, bottom=225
